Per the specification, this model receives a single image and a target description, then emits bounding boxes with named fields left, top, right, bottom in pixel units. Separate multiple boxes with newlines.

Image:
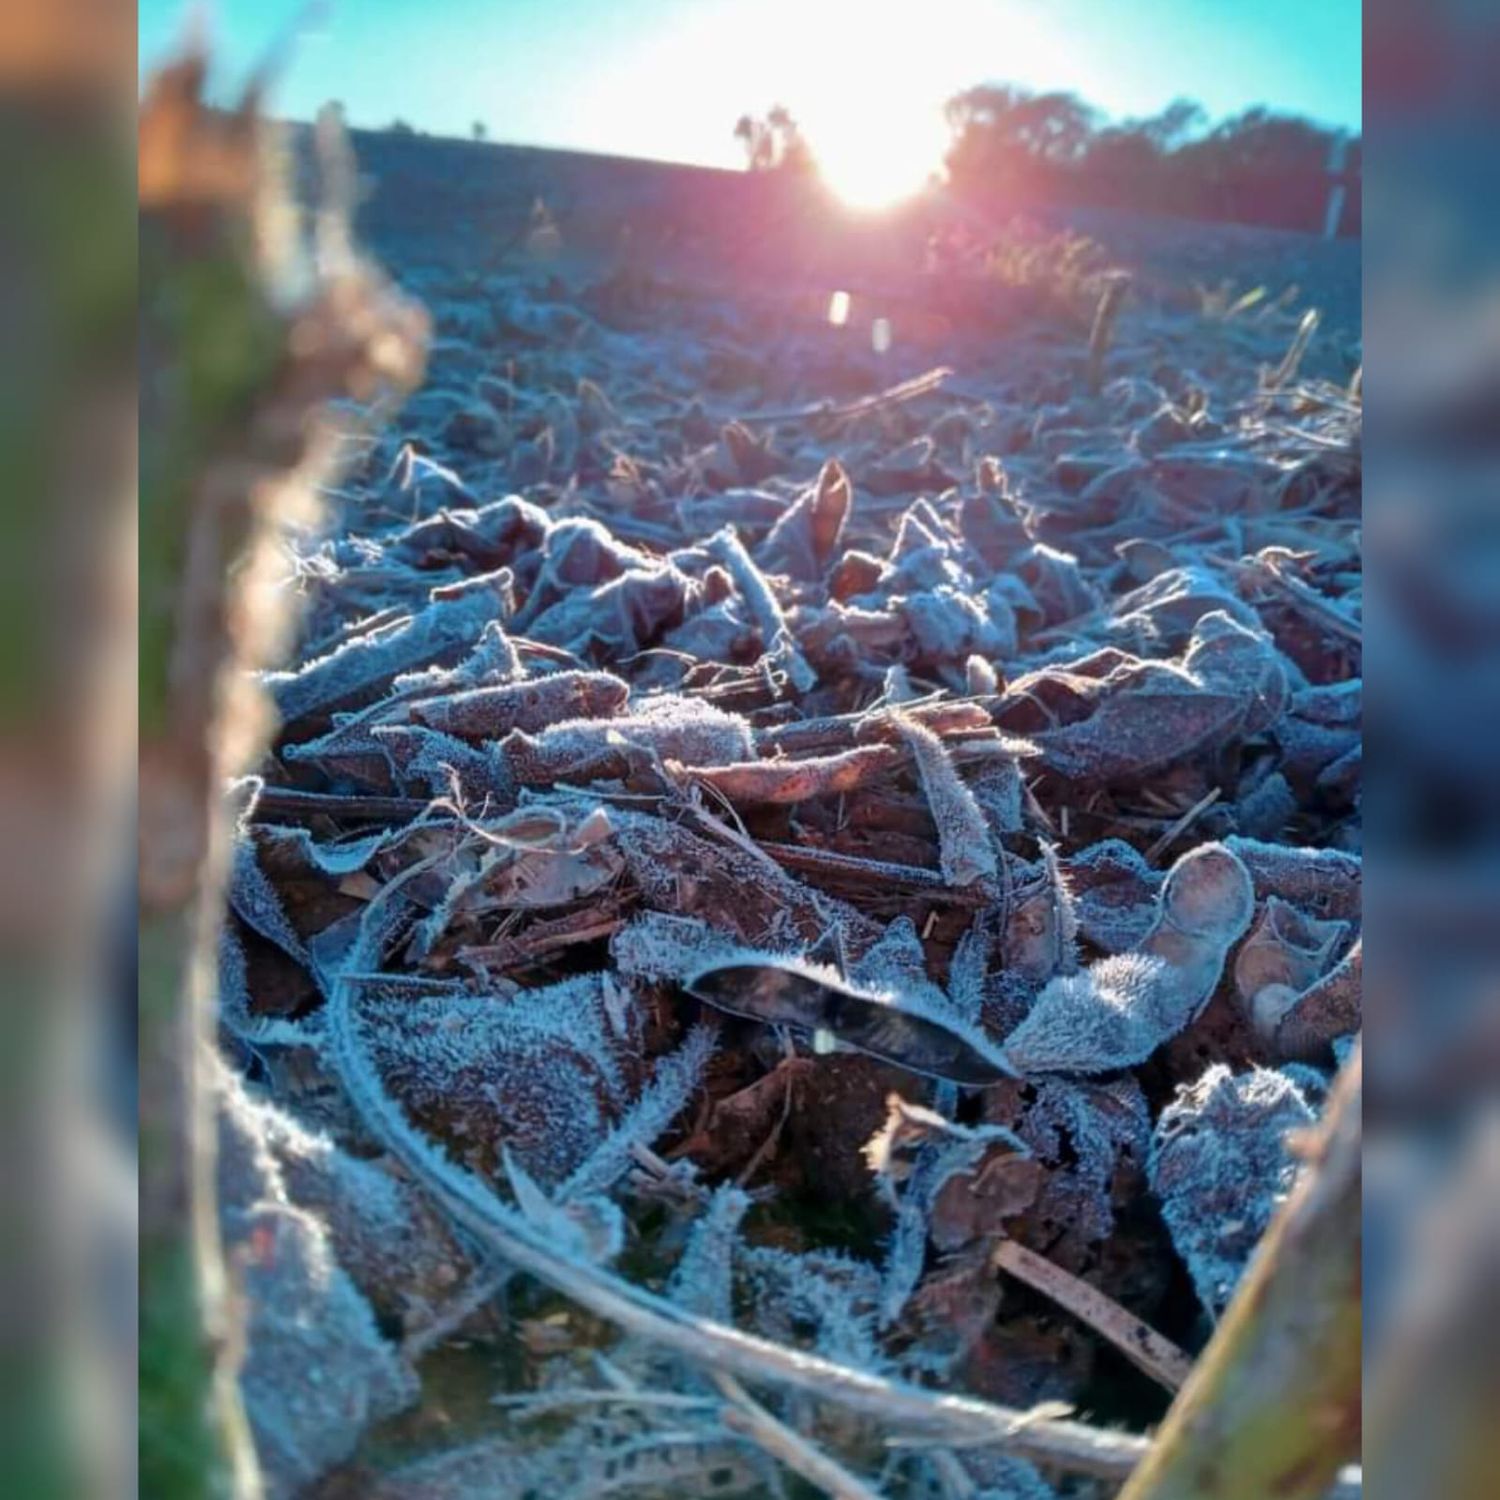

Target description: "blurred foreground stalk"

left=1118, top=1047, right=1361, bottom=1500
left=1362, top=1103, right=1500, bottom=1499
left=138, top=55, right=424, bottom=1496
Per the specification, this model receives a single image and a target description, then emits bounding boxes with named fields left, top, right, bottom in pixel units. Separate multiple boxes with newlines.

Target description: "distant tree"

left=943, top=82, right=1028, bottom=138
left=734, top=104, right=813, bottom=174
left=389, top=118, right=416, bottom=135
left=943, top=80, right=1357, bottom=235
left=1173, top=107, right=1332, bottom=201
left=1082, top=101, right=1204, bottom=201
left=472, top=121, right=488, bottom=142
left=944, top=85, right=1097, bottom=197
left=1139, top=98, right=1208, bottom=151
left=734, top=113, right=770, bottom=170
left=1171, top=108, right=1348, bottom=228
left=1008, top=91, right=1100, bottom=163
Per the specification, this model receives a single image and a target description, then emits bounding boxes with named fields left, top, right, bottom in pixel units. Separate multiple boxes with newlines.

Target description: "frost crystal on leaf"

left=1150, top=1063, right=1315, bottom=1316
left=892, top=713, right=998, bottom=887
left=216, top=1055, right=469, bottom=1333
left=707, top=525, right=816, bottom=692
left=233, top=1201, right=419, bottom=1500
left=1007, top=1073, right=1152, bottom=1253
left=356, top=974, right=628, bottom=1188
left=228, top=835, right=310, bottom=965
left=1005, top=841, right=1253, bottom=1073
left=739, top=1245, right=888, bottom=1371
left=849, top=915, right=952, bottom=1017
left=667, top=1183, right=752, bottom=1321
left=610, top=910, right=745, bottom=983
left=559, top=1022, right=718, bottom=1200
left=266, top=587, right=500, bottom=724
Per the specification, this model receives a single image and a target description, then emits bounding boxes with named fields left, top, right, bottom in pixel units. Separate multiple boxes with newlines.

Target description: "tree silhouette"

left=940, top=82, right=1358, bottom=234
left=472, top=120, right=488, bottom=142
left=1140, top=98, right=1207, bottom=151
left=734, top=105, right=813, bottom=174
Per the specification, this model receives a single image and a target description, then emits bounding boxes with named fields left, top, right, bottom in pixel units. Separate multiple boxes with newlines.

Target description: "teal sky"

left=140, top=1, right=1362, bottom=171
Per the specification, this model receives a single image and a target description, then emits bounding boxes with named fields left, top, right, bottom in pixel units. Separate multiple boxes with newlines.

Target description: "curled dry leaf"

left=1233, top=894, right=1352, bottom=1043
left=1004, top=842, right=1254, bottom=1074
left=408, top=669, right=630, bottom=739
left=998, top=611, right=1288, bottom=783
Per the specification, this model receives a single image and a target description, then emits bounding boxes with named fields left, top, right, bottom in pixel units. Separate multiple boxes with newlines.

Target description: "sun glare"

left=807, top=102, right=950, bottom=210
left=722, top=4, right=968, bottom=211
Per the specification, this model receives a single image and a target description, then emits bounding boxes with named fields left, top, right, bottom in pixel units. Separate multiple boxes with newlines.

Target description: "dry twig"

left=714, top=1372, right=889, bottom=1500
left=992, top=1240, right=1194, bottom=1393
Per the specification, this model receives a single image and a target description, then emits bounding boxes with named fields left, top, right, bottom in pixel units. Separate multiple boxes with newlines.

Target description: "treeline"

left=945, top=88, right=1360, bottom=235
left=738, top=88, right=1361, bottom=236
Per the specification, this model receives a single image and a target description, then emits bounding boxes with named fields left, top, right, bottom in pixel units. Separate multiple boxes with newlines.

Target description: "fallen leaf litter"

left=217, top=200, right=1361, bottom=1498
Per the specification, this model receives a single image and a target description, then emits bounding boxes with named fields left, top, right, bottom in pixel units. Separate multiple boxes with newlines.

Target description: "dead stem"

left=714, top=1371, right=890, bottom=1500
left=1145, top=786, right=1223, bottom=865
left=737, top=366, right=954, bottom=426
left=991, top=1240, right=1194, bottom=1393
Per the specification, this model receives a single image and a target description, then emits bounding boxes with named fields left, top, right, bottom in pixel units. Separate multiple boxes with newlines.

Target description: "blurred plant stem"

left=1118, top=1046, right=1361, bottom=1500
left=1362, top=1105, right=1500, bottom=1499
left=137, top=54, right=425, bottom=1497
left=1, top=48, right=137, bottom=1498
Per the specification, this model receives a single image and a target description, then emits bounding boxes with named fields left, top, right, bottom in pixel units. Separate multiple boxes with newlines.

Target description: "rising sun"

left=808, top=101, right=951, bottom=210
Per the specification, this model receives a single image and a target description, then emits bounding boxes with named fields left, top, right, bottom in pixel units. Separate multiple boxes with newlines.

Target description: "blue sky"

left=140, top=0, right=1362, bottom=171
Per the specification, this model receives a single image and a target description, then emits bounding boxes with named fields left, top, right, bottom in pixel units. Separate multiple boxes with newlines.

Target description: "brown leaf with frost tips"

left=998, top=611, right=1287, bottom=784
left=409, top=670, right=629, bottom=740
left=930, top=1149, right=1046, bottom=1251
left=891, top=712, right=998, bottom=888
left=1273, top=938, right=1362, bottom=1062
left=1233, top=894, right=1351, bottom=1042
left=674, top=744, right=899, bottom=806
left=759, top=457, right=853, bottom=580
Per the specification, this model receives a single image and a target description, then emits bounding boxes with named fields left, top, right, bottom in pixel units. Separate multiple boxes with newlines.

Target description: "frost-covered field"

left=223, top=133, right=1361, bottom=1497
